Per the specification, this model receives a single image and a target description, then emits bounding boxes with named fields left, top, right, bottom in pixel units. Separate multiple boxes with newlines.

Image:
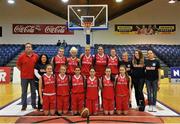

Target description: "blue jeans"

left=21, top=79, right=36, bottom=108
left=145, top=80, right=158, bottom=105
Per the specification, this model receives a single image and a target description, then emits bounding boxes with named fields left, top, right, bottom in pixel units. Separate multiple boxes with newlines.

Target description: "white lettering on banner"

left=45, top=26, right=66, bottom=33
left=173, top=70, right=180, bottom=77
left=14, top=25, right=35, bottom=33
left=13, top=24, right=74, bottom=34
left=0, top=72, right=7, bottom=82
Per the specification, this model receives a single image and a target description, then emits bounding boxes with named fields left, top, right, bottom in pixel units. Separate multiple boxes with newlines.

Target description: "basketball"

left=80, top=108, right=89, bottom=118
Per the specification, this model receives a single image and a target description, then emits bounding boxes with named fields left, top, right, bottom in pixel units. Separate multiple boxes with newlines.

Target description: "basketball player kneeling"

left=101, top=67, right=115, bottom=115
left=71, top=67, right=85, bottom=115
left=85, top=68, right=99, bottom=115
left=56, top=65, right=70, bottom=115
left=115, top=65, right=132, bottom=115
left=39, top=64, right=56, bottom=116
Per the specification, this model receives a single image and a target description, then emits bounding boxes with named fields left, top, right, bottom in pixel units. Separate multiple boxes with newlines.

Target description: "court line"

left=143, top=92, right=180, bottom=116
left=0, top=115, right=165, bottom=117
left=0, top=97, right=21, bottom=110
left=15, top=116, right=163, bottom=123
left=32, top=117, right=61, bottom=123
left=157, top=99, right=180, bottom=116
left=61, top=117, right=74, bottom=123
left=73, top=119, right=162, bottom=123
left=0, top=94, right=179, bottom=117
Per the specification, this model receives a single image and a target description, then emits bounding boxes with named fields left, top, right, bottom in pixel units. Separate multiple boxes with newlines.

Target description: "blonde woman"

left=66, top=47, right=80, bottom=76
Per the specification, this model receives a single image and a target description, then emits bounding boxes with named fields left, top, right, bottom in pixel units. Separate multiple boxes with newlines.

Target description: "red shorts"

left=71, top=93, right=84, bottom=112
left=116, top=95, right=129, bottom=111
left=86, top=99, right=99, bottom=114
left=57, top=95, right=69, bottom=112
left=43, top=95, right=56, bottom=111
left=103, top=98, right=114, bottom=111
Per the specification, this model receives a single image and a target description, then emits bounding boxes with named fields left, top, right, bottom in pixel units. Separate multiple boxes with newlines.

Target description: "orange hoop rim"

left=83, top=22, right=92, bottom=28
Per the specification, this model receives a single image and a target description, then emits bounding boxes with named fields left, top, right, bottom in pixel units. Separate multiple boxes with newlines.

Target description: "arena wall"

left=0, top=0, right=179, bottom=46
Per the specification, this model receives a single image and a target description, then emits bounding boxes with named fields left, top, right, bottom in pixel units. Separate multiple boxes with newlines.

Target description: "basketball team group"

left=16, top=43, right=161, bottom=116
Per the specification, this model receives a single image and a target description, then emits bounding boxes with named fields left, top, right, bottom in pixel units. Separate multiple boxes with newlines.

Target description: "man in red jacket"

left=16, top=43, right=38, bottom=111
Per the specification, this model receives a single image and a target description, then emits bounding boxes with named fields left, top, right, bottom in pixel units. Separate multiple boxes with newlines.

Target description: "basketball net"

left=83, top=22, right=92, bottom=35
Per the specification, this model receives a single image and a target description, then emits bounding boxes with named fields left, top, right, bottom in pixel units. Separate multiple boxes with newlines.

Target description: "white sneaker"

left=152, top=105, right=157, bottom=112
left=148, top=105, right=153, bottom=112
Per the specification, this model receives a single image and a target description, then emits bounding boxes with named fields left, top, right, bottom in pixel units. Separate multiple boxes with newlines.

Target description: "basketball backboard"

left=67, top=5, right=108, bottom=30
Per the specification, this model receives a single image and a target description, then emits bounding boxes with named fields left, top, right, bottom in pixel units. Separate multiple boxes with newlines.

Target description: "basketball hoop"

left=83, top=22, right=92, bottom=35
left=68, top=5, right=108, bottom=45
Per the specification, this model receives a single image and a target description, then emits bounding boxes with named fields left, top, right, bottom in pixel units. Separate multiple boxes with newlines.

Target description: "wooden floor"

left=0, top=78, right=180, bottom=123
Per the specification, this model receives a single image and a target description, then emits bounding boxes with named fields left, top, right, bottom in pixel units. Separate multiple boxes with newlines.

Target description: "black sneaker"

left=73, top=113, right=79, bottom=116
left=21, top=107, right=26, bottom=111
left=129, top=103, right=132, bottom=108
left=32, top=106, right=37, bottom=110
left=55, top=111, right=62, bottom=116
left=57, top=113, right=62, bottom=116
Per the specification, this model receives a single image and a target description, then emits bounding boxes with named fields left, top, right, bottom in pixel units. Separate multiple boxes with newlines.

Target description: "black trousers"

left=35, top=81, right=42, bottom=109
left=132, top=78, right=145, bottom=106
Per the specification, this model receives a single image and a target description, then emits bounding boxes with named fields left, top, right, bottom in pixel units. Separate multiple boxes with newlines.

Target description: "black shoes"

left=21, top=106, right=27, bottom=111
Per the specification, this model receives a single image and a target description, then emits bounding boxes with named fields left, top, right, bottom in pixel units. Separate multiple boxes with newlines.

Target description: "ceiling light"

left=77, top=9, right=81, bottom=12
left=116, top=0, right=123, bottom=3
left=168, top=0, right=176, bottom=4
left=7, top=0, right=15, bottom=4
left=61, top=0, right=69, bottom=3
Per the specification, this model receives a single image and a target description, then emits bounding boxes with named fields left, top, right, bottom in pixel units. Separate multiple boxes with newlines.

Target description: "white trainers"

left=148, top=105, right=153, bottom=112
left=152, top=105, right=157, bottom=112
left=148, top=105, right=157, bottom=112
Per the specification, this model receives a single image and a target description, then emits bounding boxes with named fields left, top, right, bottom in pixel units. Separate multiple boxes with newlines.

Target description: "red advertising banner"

left=0, top=67, right=11, bottom=83
left=12, top=24, right=74, bottom=35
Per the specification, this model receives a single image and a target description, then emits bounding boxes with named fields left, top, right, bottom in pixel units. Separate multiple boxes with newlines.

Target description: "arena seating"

left=0, top=44, right=179, bottom=67
left=33, top=44, right=59, bottom=59
left=151, top=45, right=180, bottom=67
left=33, top=44, right=81, bottom=58
left=0, top=44, right=23, bottom=66
left=95, top=44, right=180, bottom=67
left=94, top=44, right=138, bottom=61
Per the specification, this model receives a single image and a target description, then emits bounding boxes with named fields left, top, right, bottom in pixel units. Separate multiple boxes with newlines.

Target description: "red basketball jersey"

left=108, top=56, right=119, bottom=75
left=67, top=57, right=79, bottom=75
left=94, top=54, right=107, bottom=77
left=102, top=76, right=114, bottom=99
left=71, top=75, right=84, bottom=94
left=116, top=74, right=129, bottom=96
left=42, top=74, right=56, bottom=94
left=81, top=55, right=93, bottom=77
left=86, top=76, right=99, bottom=100
left=56, top=74, right=69, bottom=96
left=53, top=55, right=66, bottom=73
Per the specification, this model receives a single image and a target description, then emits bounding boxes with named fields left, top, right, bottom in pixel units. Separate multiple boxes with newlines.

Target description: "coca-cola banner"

left=12, top=24, right=74, bottom=35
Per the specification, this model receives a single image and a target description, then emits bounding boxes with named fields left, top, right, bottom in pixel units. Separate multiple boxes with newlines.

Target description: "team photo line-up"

left=16, top=42, right=161, bottom=116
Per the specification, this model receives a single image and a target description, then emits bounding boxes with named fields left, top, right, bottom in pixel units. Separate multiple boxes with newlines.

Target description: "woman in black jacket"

left=34, top=53, right=50, bottom=111
left=131, top=49, right=145, bottom=110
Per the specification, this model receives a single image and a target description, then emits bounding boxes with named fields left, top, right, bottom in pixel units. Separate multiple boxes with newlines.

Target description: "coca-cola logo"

left=13, top=24, right=73, bottom=34
left=45, top=26, right=66, bottom=33
left=13, top=25, right=42, bottom=33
